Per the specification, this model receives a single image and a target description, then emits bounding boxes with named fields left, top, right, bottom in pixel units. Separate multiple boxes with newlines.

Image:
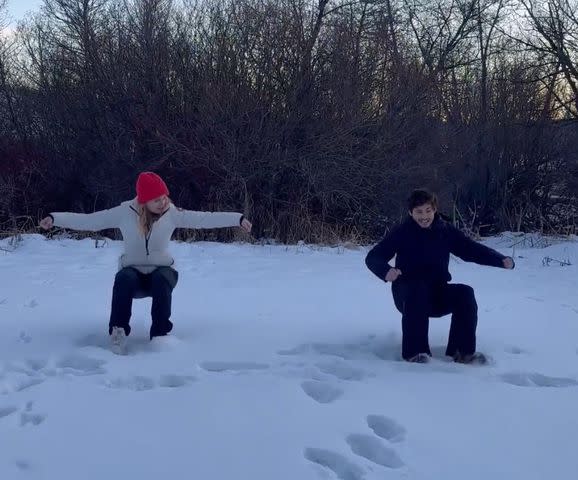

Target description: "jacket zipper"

left=131, top=204, right=168, bottom=257
left=145, top=229, right=151, bottom=256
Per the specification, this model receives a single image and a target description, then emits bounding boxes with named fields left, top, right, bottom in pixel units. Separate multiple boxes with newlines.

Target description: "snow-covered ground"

left=1, top=233, right=577, bottom=480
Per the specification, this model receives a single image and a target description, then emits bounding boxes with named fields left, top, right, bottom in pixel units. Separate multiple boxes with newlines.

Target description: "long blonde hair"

left=137, top=196, right=171, bottom=236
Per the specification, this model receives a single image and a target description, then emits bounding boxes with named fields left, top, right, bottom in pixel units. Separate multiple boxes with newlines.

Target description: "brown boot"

left=453, top=351, right=488, bottom=365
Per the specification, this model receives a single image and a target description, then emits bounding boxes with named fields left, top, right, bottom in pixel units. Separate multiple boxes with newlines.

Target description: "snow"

left=1, top=232, right=577, bottom=479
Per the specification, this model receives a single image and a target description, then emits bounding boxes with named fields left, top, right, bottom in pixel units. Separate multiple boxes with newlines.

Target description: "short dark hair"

left=408, top=189, right=438, bottom=211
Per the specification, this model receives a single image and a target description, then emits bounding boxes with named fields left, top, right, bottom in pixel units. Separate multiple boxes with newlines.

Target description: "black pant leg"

left=148, top=267, right=178, bottom=339
left=434, top=283, right=478, bottom=357
left=392, top=279, right=434, bottom=360
left=109, top=267, right=143, bottom=336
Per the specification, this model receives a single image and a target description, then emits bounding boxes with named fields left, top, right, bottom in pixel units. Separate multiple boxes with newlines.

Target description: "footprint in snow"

left=504, top=346, right=526, bottom=355
left=103, top=374, right=196, bottom=391
left=301, top=381, right=343, bottom=404
left=18, top=331, right=32, bottom=344
left=279, top=335, right=383, bottom=361
left=310, top=343, right=360, bottom=360
left=199, top=361, right=269, bottom=373
left=304, top=448, right=364, bottom=480
left=560, top=304, right=578, bottom=313
left=0, top=371, right=45, bottom=395
left=366, top=414, right=407, bottom=443
left=315, top=360, right=367, bottom=381
left=346, top=434, right=405, bottom=469
left=273, top=363, right=327, bottom=382
left=277, top=344, right=312, bottom=356
left=103, top=376, right=156, bottom=391
left=0, top=405, right=18, bottom=419
left=19, top=401, right=46, bottom=427
left=3, top=359, right=43, bottom=376
left=278, top=342, right=358, bottom=360
left=158, top=374, right=196, bottom=388
left=525, top=296, right=545, bottom=303
left=53, top=354, right=107, bottom=376
left=0, top=402, right=46, bottom=427
left=24, top=358, right=47, bottom=372
left=24, top=299, right=39, bottom=308
left=500, top=372, right=578, bottom=388
left=14, top=459, right=32, bottom=471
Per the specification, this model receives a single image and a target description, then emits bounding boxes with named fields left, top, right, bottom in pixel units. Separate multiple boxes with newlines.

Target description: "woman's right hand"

left=39, top=216, right=54, bottom=230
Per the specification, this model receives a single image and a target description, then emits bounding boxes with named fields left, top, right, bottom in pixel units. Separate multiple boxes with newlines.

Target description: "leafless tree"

left=0, top=0, right=575, bottom=241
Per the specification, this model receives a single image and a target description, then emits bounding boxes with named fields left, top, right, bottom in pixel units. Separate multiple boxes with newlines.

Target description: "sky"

left=4, top=0, right=43, bottom=26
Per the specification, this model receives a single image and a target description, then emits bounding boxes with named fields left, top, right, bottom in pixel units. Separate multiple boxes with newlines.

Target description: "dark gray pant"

left=108, top=266, right=179, bottom=339
left=392, top=280, right=478, bottom=360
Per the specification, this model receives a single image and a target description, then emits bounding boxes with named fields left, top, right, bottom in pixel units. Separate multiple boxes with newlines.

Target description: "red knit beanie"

left=136, top=172, right=169, bottom=204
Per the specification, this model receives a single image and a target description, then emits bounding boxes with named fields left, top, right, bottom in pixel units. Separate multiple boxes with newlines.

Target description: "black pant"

left=392, top=279, right=478, bottom=360
left=108, top=266, right=179, bottom=339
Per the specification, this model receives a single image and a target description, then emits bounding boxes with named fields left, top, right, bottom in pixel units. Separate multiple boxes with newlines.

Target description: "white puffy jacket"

left=51, top=199, right=243, bottom=274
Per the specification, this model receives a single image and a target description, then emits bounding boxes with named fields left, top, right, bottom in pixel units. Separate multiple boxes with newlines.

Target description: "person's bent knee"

left=150, top=267, right=178, bottom=289
left=456, top=284, right=476, bottom=300
left=393, top=279, right=430, bottom=313
left=114, top=267, right=139, bottom=285
left=455, top=284, right=477, bottom=309
left=404, top=280, right=431, bottom=301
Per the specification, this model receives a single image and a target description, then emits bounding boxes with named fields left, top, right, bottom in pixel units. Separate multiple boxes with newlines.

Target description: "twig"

left=542, top=256, right=572, bottom=267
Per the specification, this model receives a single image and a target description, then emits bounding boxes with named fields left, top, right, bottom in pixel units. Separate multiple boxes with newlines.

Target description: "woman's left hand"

left=240, top=217, right=252, bottom=233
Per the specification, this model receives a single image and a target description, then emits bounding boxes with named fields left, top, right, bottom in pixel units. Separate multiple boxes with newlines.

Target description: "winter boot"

left=407, top=353, right=431, bottom=363
left=110, top=326, right=127, bottom=355
left=453, top=351, right=488, bottom=365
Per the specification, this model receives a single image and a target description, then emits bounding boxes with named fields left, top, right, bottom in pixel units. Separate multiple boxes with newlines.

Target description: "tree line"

left=0, top=0, right=577, bottom=243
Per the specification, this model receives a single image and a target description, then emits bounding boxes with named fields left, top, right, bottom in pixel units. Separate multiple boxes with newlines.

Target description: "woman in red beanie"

left=39, top=172, right=252, bottom=354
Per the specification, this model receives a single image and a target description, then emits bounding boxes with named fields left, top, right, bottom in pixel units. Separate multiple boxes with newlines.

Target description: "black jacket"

left=365, top=215, right=512, bottom=283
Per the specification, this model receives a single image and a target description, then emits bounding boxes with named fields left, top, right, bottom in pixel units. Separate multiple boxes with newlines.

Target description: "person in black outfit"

left=365, top=189, right=515, bottom=364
